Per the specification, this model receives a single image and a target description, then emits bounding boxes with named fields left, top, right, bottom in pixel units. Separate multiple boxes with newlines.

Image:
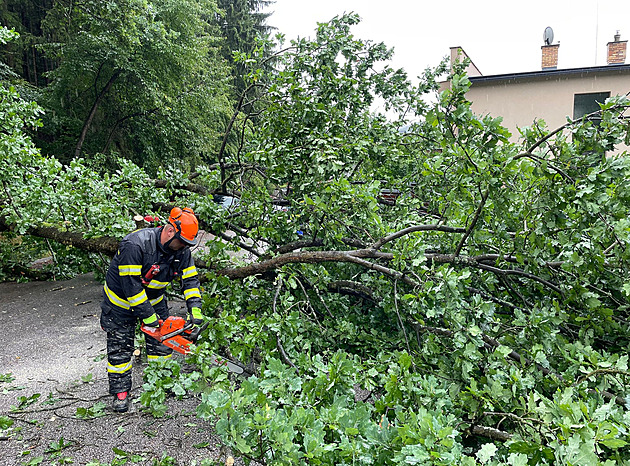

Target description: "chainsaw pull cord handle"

left=141, top=264, right=160, bottom=286
left=140, top=254, right=179, bottom=287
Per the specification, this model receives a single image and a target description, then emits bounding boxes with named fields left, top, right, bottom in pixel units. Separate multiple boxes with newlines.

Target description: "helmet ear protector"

left=167, top=207, right=199, bottom=246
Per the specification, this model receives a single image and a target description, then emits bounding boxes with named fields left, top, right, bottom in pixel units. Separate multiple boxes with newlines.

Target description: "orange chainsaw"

left=141, top=316, right=245, bottom=374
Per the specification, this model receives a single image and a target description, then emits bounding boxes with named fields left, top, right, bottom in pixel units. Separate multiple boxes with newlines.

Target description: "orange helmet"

left=168, top=207, right=199, bottom=246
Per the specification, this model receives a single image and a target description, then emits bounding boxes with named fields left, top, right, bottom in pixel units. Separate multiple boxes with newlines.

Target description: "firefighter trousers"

left=100, top=301, right=172, bottom=395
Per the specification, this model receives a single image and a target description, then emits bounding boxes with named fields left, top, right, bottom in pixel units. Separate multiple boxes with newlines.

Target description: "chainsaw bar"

left=208, top=355, right=245, bottom=374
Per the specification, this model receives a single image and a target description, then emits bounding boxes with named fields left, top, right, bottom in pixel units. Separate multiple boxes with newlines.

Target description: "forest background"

left=2, top=1, right=630, bottom=465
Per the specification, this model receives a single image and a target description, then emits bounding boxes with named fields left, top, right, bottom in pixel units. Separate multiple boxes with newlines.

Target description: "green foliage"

left=0, top=373, right=15, bottom=383
left=75, top=402, right=107, bottom=419
left=152, top=454, right=177, bottom=466
left=1, top=1, right=234, bottom=169
left=22, top=456, right=45, bottom=466
left=252, top=14, right=413, bottom=194
left=0, top=40, right=174, bottom=250
left=0, top=1, right=49, bottom=88
left=140, top=358, right=201, bottom=417
left=42, top=392, right=62, bottom=406
left=0, top=233, right=100, bottom=282
left=0, top=76, right=43, bottom=175
left=1, top=149, right=171, bottom=239
left=11, top=393, right=41, bottom=412
left=0, top=27, right=19, bottom=44
left=111, top=447, right=147, bottom=464
left=45, top=437, right=73, bottom=457
left=0, top=415, right=14, bottom=430
left=171, top=15, right=630, bottom=464
left=4, top=14, right=630, bottom=465
left=217, top=0, right=274, bottom=98
left=86, top=452, right=182, bottom=466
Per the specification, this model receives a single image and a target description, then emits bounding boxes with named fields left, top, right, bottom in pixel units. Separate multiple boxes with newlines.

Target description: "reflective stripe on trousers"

left=107, top=360, right=132, bottom=374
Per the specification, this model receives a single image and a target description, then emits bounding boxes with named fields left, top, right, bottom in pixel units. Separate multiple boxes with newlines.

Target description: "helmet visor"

left=175, top=231, right=198, bottom=247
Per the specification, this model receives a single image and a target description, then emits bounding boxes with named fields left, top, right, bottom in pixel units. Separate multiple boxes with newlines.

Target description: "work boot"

left=112, top=391, right=130, bottom=413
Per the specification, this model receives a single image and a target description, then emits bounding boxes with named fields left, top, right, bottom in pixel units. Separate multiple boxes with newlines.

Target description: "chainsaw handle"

left=188, top=321, right=209, bottom=343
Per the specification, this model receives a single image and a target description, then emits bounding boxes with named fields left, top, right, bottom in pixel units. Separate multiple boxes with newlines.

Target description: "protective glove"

left=189, top=307, right=203, bottom=326
left=142, top=313, right=160, bottom=327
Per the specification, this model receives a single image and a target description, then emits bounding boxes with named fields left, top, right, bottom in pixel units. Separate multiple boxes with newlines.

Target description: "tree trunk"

left=0, top=217, right=120, bottom=256
left=74, top=69, right=121, bottom=158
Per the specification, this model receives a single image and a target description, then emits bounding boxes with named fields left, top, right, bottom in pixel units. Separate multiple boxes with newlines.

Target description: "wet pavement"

left=0, top=274, right=236, bottom=466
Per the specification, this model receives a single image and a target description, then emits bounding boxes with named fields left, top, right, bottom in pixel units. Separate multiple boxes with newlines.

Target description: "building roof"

left=469, top=64, right=630, bottom=85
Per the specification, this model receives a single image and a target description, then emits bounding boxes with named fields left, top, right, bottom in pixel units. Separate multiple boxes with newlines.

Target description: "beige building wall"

left=466, top=68, right=630, bottom=141
left=449, top=46, right=482, bottom=77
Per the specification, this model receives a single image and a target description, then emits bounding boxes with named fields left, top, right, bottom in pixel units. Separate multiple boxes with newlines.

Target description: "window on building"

left=573, top=92, right=611, bottom=120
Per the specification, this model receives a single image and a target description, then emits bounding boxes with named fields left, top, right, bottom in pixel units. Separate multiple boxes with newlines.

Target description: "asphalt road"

left=0, top=274, right=237, bottom=466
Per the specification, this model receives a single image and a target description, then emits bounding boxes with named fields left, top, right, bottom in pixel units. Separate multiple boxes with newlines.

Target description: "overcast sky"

left=265, top=0, right=630, bottom=81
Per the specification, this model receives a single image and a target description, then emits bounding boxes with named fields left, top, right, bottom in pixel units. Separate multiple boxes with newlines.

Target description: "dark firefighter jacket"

left=102, top=227, right=202, bottom=319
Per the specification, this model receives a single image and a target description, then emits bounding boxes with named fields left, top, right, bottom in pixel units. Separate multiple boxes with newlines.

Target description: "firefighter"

left=100, top=207, right=204, bottom=413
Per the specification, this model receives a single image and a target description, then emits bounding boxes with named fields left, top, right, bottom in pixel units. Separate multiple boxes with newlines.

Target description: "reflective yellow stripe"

left=181, top=266, right=198, bottom=279
left=104, top=284, right=148, bottom=309
left=147, top=280, right=168, bottom=289
left=104, top=284, right=130, bottom=310
left=183, top=288, right=201, bottom=300
left=150, top=295, right=164, bottom=306
left=118, top=264, right=142, bottom=276
left=143, top=313, right=158, bottom=325
left=128, top=289, right=148, bottom=306
left=107, top=360, right=132, bottom=374
left=148, top=354, right=172, bottom=361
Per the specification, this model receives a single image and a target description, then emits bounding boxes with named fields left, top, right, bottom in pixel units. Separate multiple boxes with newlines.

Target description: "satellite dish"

left=543, top=27, right=554, bottom=46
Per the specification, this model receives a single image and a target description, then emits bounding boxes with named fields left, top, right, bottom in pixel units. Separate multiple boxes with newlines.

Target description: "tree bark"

left=0, top=214, right=564, bottom=298
left=0, top=217, right=120, bottom=256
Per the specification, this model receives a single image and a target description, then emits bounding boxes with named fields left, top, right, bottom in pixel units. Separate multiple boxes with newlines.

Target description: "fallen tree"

left=3, top=17, right=630, bottom=464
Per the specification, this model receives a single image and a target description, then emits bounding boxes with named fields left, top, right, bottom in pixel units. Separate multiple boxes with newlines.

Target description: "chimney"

left=607, top=31, right=627, bottom=65
left=541, top=43, right=559, bottom=70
